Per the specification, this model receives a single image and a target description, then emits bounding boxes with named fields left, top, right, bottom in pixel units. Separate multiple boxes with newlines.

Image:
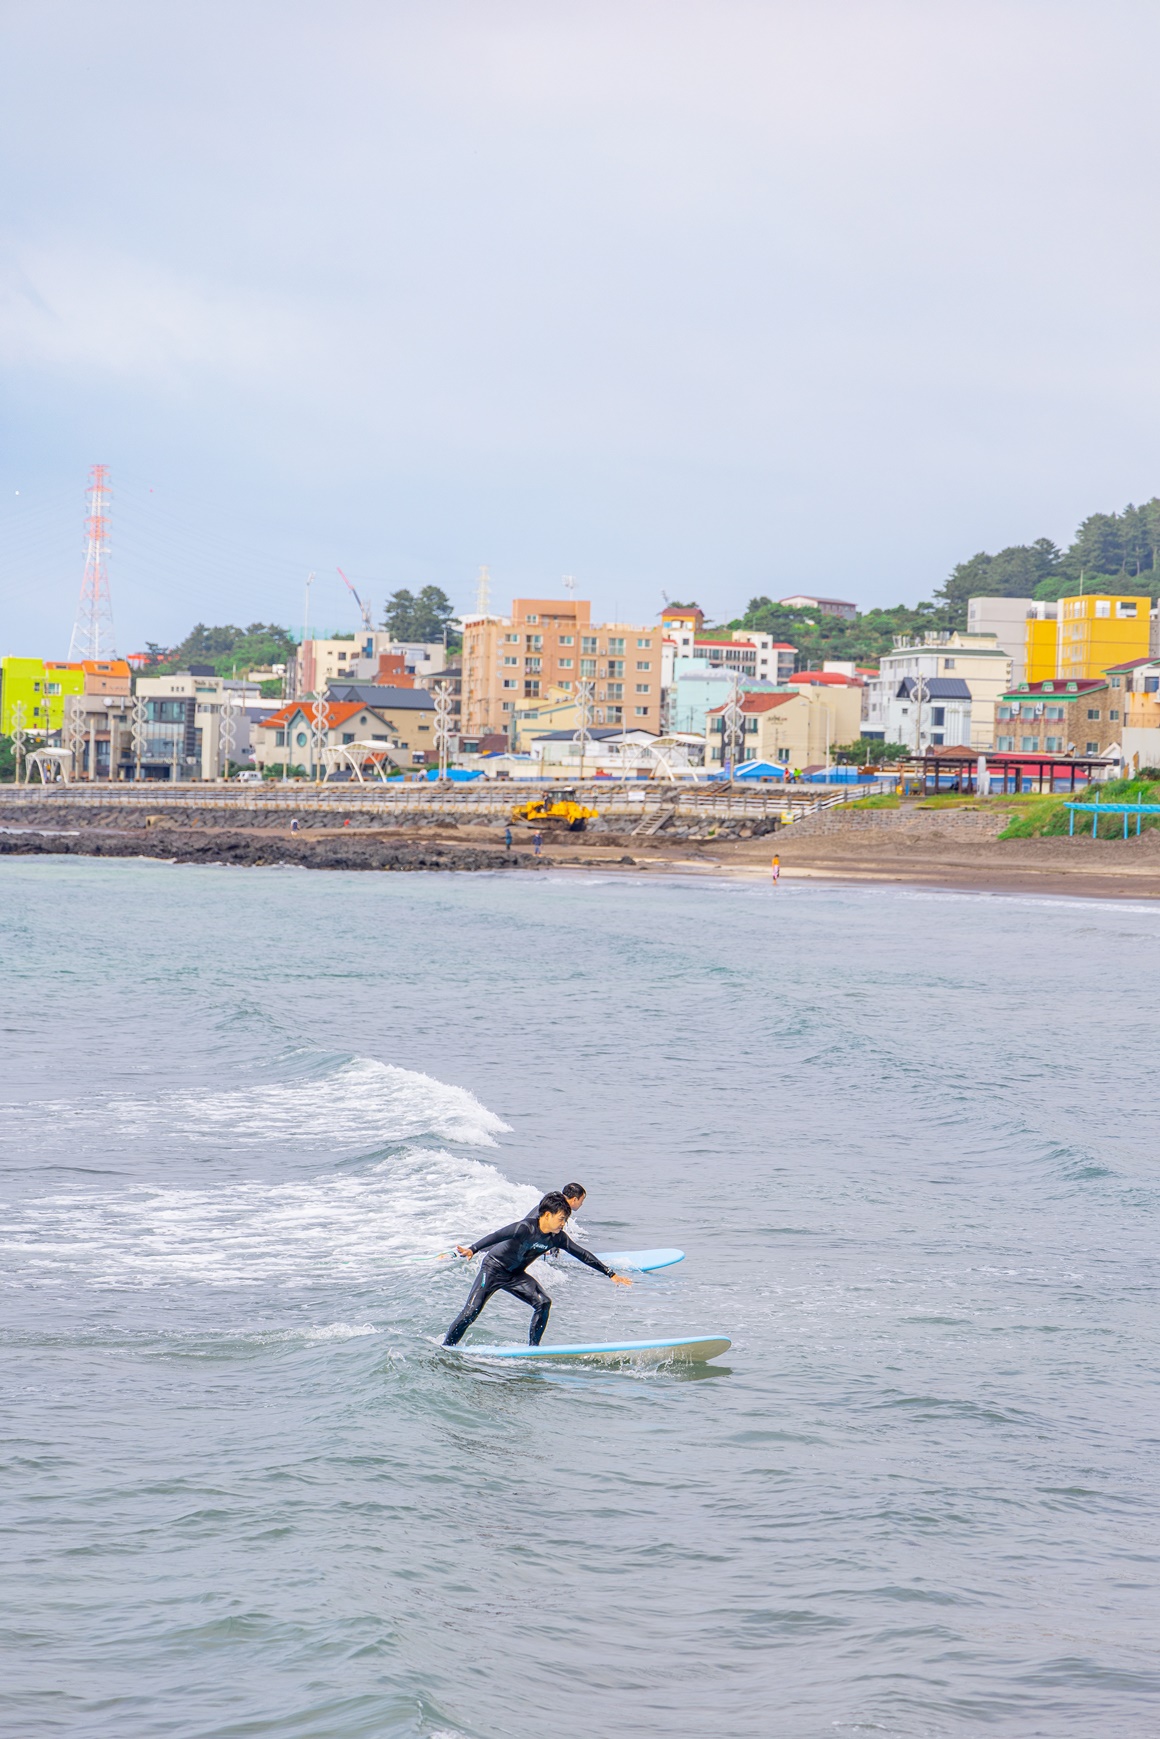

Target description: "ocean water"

left=1, top=857, right=1158, bottom=1739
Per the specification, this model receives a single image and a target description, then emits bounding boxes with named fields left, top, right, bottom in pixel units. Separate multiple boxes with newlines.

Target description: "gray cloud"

left=2, top=0, right=1159, bottom=650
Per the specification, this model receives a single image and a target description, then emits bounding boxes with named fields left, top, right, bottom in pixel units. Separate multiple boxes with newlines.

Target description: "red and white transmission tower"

left=68, top=464, right=117, bottom=660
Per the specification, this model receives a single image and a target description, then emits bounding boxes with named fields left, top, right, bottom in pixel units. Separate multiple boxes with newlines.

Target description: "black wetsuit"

left=443, top=1214, right=615, bottom=1346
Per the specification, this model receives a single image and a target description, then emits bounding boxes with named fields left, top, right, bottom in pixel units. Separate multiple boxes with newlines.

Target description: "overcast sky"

left=3, top=0, right=1160, bottom=653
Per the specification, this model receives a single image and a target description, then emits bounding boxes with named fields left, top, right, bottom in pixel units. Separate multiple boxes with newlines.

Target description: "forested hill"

left=729, top=495, right=1160, bottom=668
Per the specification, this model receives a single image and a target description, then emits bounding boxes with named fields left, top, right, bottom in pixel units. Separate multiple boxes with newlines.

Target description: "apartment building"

left=995, top=678, right=1119, bottom=758
left=461, top=598, right=664, bottom=738
left=864, top=633, right=1011, bottom=749
left=290, top=634, right=445, bottom=696
left=704, top=683, right=858, bottom=768
left=1053, top=594, right=1150, bottom=682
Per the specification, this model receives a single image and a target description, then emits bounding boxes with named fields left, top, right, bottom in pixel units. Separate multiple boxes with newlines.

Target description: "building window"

left=558, top=680, right=572, bottom=690
left=1116, top=601, right=1137, bottom=617
left=996, top=736, right=1012, bottom=750
left=341, top=732, right=355, bottom=743
left=502, top=701, right=513, bottom=712
left=524, top=680, right=540, bottom=697
left=606, top=683, right=623, bottom=699
left=526, top=635, right=542, bottom=650
left=1045, top=736, right=1062, bottom=751
left=943, top=658, right=955, bottom=670
left=637, top=637, right=650, bottom=648
left=1110, top=708, right=1120, bottom=721
left=1086, top=708, right=1101, bottom=720
left=1095, top=600, right=1110, bottom=618
left=606, top=706, right=623, bottom=722
left=580, top=658, right=596, bottom=677
left=559, top=658, right=573, bottom=668
left=634, top=705, right=648, bottom=716
left=997, top=705, right=1011, bottom=720
left=502, top=678, right=517, bottom=689
left=295, top=731, right=308, bottom=747
left=525, top=658, right=541, bottom=672
left=1020, top=736, right=1039, bottom=751
left=1111, top=676, right=1121, bottom=688
left=607, top=660, right=625, bottom=677
left=1045, top=705, right=1064, bottom=720
left=931, top=732, right=944, bottom=745
left=506, top=633, right=520, bottom=643
left=608, top=637, right=625, bottom=654
left=636, top=660, right=651, bottom=671
left=559, top=635, right=574, bottom=646
left=503, top=656, right=518, bottom=666
left=525, top=614, right=538, bottom=624
left=581, top=636, right=598, bottom=654
left=1085, top=740, right=1098, bottom=753
left=635, top=683, right=651, bottom=694
left=931, top=707, right=945, bottom=726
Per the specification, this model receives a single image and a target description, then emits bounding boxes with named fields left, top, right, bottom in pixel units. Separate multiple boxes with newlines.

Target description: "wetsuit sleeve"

left=559, top=1233, right=615, bottom=1278
left=468, top=1221, right=522, bottom=1255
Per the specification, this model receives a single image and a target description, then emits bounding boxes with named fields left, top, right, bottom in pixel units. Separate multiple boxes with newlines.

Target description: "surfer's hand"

left=611, top=1273, right=633, bottom=1286
left=456, top=1246, right=474, bottom=1259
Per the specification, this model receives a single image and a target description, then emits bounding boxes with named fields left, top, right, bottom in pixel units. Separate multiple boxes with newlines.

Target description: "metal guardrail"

left=0, top=776, right=892, bottom=826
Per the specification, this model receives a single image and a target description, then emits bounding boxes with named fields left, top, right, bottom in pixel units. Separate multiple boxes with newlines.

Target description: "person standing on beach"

left=533, top=830, right=543, bottom=857
left=504, top=825, right=513, bottom=850
left=771, top=854, right=780, bottom=885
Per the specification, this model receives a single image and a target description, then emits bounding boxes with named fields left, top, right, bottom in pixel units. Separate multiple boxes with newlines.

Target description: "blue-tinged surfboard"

left=459, top=1334, right=730, bottom=1364
left=595, top=1248, right=684, bottom=1272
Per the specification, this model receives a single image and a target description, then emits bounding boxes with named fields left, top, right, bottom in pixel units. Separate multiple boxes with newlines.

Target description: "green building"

left=0, top=658, right=85, bottom=735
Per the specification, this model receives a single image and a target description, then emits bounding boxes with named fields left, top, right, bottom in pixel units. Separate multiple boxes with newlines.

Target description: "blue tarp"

left=425, top=767, right=484, bottom=782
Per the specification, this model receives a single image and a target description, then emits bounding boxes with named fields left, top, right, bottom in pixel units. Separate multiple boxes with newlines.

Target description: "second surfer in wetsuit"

left=442, top=1191, right=632, bottom=1347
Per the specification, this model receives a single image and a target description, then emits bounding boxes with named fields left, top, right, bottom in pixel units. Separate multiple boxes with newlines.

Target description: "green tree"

left=0, top=735, right=15, bottom=783
left=382, top=586, right=455, bottom=642
left=932, top=539, right=1061, bottom=628
left=152, top=622, right=297, bottom=677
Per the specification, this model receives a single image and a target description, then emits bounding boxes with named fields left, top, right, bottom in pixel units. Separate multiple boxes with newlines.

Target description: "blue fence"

left=1065, top=801, right=1160, bottom=839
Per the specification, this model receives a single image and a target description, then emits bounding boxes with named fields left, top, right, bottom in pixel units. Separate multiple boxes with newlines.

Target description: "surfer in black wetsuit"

left=442, top=1192, right=632, bottom=1347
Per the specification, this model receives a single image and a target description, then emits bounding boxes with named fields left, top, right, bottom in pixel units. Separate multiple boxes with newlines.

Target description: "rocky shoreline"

left=0, top=827, right=537, bottom=873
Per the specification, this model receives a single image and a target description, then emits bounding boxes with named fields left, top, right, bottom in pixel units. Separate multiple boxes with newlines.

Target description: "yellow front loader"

left=511, top=787, right=600, bottom=832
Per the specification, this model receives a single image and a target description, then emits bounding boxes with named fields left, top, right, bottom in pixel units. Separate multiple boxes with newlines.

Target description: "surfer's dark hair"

left=538, top=1191, right=572, bottom=1218
left=562, top=1182, right=586, bottom=1200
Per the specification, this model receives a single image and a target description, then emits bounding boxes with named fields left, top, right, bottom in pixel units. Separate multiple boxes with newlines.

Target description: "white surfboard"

left=460, top=1334, right=730, bottom=1364
left=595, top=1248, right=685, bottom=1272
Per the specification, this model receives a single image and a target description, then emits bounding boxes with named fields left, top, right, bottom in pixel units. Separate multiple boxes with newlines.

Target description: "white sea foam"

left=0, top=1056, right=534, bottom=1290
left=108, top=1054, right=510, bottom=1152
left=1, top=1146, right=537, bottom=1289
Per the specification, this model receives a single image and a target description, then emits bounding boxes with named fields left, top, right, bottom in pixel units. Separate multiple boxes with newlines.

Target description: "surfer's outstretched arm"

left=559, top=1234, right=633, bottom=1286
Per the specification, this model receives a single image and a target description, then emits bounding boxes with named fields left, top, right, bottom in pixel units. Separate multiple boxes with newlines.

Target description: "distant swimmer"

left=442, top=1191, right=632, bottom=1347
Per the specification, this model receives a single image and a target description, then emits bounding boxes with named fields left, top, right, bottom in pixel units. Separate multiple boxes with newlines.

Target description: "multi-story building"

left=461, top=598, right=664, bottom=739
left=660, top=621, right=796, bottom=684
left=1053, top=593, right=1150, bottom=681
left=779, top=593, right=857, bottom=621
left=254, top=690, right=436, bottom=775
left=0, top=657, right=85, bottom=734
left=704, top=681, right=861, bottom=769
left=966, top=596, right=1035, bottom=686
left=1106, top=656, right=1160, bottom=770
left=879, top=676, right=973, bottom=751
left=995, top=677, right=1119, bottom=758
left=781, top=672, right=865, bottom=747
left=864, top=633, right=1011, bottom=749
left=1024, top=602, right=1059, bottom=683
left=290, top=634, right=446, bottom=697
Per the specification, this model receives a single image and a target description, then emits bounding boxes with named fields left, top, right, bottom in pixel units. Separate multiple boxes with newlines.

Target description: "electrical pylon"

left=68, top=465, right=117, bottom=660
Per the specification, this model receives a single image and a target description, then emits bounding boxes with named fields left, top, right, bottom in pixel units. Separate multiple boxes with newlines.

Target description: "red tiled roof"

left=705, top=692, right=797, bottom=716
left=258, top=700, right=369, bottom=731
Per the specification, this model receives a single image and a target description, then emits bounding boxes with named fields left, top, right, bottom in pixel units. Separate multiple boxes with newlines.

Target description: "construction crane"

left=337, top=568, right=373, bottom=634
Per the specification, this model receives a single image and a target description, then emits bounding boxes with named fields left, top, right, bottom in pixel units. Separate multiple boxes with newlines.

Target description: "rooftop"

left=326, top=683, right=435, bottom=709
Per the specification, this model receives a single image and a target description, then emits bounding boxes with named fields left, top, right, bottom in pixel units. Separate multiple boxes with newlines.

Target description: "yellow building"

left=1024, top=593, right=1150, bottom=682
left=0, top=657, right=85, bottom=734
left=1024, top=608, right=1058, bottom=684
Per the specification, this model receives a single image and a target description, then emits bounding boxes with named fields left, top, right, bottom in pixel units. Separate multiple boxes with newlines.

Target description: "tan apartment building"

left=461, top=597, right=665, bottom=739
left=994, top=678, right=1118, bottom=757
left=704, top=687, right=853, bottom=769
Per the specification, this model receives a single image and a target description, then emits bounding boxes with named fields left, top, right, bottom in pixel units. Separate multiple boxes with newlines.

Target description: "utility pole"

left=68, top=465, right=116, bottom=660
left=299, top=572, right=315, bottom=699
left=310, top=690, right=328, bottom=784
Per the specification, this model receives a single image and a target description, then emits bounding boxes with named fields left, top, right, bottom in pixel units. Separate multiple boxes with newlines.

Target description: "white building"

left=289, top=634, right=446, bottom=697
left=134, top=672, right=270, bottom=780
left=966, top=597, right=1035, bottom=686
left=865, top=633, right=1011, bottom=750
left=779, top=594, right=857, bottom=621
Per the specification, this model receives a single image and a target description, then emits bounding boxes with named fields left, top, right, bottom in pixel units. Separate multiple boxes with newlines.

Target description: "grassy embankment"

left=998, top=778, right=1160, bottom=840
